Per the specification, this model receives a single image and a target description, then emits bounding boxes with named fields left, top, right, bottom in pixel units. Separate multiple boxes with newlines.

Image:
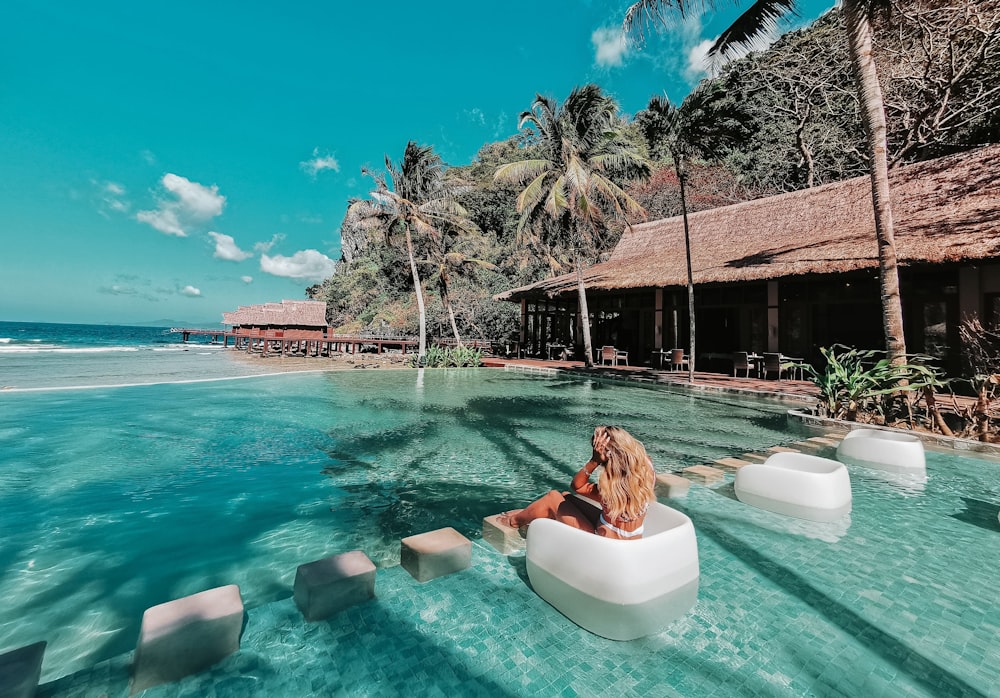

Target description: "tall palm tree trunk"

left=677, top=159, right=696, bottom=383
left=404, top=225, right=427, bottom=360
left=574, top=248, right=595, bottom=368
left=440, top=278, right=463, bottom=346
left=843, top=0, right=908, bottom=366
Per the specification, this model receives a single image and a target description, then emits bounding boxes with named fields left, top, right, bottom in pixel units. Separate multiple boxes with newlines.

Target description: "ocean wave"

left=0, top=338, right=10, bottom=343
left=0, top=345, right=142, bottom=354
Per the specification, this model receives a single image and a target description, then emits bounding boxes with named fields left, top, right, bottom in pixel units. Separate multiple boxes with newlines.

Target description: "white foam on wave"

left=0, top=369, right=330, bottom=393
left=0, top=338, right=10, bottom=343
left=0, top=345, right=141, bottom=354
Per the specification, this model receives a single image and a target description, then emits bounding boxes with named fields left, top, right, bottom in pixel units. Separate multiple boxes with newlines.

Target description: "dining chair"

left=600, top=346, right=617, bottom=366
left=670, top=349, right=689, bottom=372
left=614, top=347, right=629, bottom=365
left=762, top=352, right=783, bottom=380
left=732, top=351, right=753, bottom=378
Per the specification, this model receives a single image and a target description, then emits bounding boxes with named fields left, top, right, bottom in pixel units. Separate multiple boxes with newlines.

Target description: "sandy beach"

left=225, top=348, right=416, bottom=373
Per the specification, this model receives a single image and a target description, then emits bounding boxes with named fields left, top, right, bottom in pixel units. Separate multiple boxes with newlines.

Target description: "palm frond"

left=515, top=172, right=552, bottom=214
left=713, top=0, right=798, bottom=61
left=623, top=0, right=705, bottom=44
left=493, top=159, right=551, bottom=186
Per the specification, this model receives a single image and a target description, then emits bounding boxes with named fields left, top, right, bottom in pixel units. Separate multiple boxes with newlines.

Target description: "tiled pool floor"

left=37, top=453, right=1000, bottom=698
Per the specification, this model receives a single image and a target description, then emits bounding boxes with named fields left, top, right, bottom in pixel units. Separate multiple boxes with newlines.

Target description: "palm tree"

left=494, top=84, right=650, bottom=367
left=425, top=237, right=497, bottom=346
left=636, top=85, right=746, bottom=381
left=624, top=0, right=908, bottom=365
left=349, top=141, right=475, bottom=361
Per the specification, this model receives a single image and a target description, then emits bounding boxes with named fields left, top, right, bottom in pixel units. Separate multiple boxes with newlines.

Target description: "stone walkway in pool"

left=36, top=432, right=998, bottom=697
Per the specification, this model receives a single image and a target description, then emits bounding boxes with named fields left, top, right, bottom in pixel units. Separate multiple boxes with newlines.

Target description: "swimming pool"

left=2, top=369, right=998, bottom=696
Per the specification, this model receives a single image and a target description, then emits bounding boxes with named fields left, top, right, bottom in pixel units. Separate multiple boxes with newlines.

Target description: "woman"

left=498, top=426, right=656, bottom=540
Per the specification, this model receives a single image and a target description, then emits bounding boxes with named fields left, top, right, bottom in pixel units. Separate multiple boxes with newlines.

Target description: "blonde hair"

left=595, top=426, right=656, bottom=522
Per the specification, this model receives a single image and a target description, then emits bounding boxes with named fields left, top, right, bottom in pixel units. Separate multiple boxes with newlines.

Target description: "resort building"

left=222, top=299, right=328, bottom=335
left=498, top=144, right=1000, bottom=376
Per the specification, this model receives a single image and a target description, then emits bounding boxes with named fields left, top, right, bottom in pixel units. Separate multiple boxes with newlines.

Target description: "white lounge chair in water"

left=836, top=428, right=927, bottom=479
left=525, top=500, right=699, bottom=641
left=734, top=452, right=852, bottom=522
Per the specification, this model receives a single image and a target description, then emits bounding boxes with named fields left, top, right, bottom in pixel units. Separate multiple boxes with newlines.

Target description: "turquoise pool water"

left=2, top=369, right=998, bottom=696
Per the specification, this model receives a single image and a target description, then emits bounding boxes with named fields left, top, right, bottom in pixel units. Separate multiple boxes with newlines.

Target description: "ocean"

left=0, top=320, right=277, bottom=390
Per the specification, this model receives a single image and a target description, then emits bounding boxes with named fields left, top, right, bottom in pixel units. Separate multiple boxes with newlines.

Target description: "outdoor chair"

left=732, top=351, right=754, bottom=378
left=614, top=347, right=629, bottom=365
left=525, top=499, right=700, bottom=640
left=600, top=346, right=617, bottom=365
left=670, top=349, right=689, bottom=372
left=762, top=353, right=783, bottom=380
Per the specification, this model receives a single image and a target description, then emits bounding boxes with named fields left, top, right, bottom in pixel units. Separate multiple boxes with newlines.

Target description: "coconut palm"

left=494, top=84, right=650, bottom=367
left=349, top=141, right=476, bottom=361
left=424, top=237, right=497, bottom=345
left=636, top=84, right=747, bottom=381
left=624, top=0, right=908, bottom=364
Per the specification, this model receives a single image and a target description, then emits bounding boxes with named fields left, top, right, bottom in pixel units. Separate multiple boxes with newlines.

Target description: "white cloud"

left=136, top=173, right=226, bottom=237
left=254, top=233, right=285, bottom=254
left=180, top=285, right=202, bottom=297
left=300, top=148, right=340, bottom=177
left=241, top=275, right=254, bottom=284
left=208, top=231, right=253, bottom=261
left=592, top=27, right=628, bottom=67
left=162, top=173, right=225, bottom=219
left=686, top=38, right=715, bottom=79
left=260, top=250, right=337, bottom=282
left=137, top=207, right=185, bottom=236
left=93, top=179, right=130, bottom=217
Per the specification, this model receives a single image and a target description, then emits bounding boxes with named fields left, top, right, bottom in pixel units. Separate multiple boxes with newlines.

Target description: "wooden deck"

left=483, top=356, right=821, bottom=403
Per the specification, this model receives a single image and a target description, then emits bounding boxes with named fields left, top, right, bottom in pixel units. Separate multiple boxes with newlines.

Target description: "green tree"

left=636, top=84, right=747, bottom=381
left=349, top=141, right=475, bottom=361
left=625, top=0, right=909, bottom=366
left=494, top=84, right=650, bottom=366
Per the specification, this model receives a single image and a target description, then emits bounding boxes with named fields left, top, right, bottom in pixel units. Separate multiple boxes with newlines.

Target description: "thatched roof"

left=222, top=300, right=327, bottom=327
left=499, top=144, right=1000, bottom=301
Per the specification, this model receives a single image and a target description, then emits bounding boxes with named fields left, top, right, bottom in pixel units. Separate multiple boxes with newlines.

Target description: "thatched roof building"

left=222, top=299, right=327, bottom=328
left=500, top=144, right=1000, bottom=301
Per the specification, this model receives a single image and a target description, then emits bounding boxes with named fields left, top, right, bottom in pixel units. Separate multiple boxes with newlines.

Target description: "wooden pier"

left=171, top=328, right=490, bottom=358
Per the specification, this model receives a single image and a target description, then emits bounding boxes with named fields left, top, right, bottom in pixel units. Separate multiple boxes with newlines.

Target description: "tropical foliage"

left=407, top=345, right=484, bottom=368
left=494, top=85, right=650, bottom=366
left=308, top=3, right=999, bottom=359
left=636, top=82, right=748, bottom=380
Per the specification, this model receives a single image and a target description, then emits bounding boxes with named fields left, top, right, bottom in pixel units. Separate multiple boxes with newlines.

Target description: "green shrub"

left=407, top=345, right=483, bottom=368
left=799, top=344, right=947, bottom=422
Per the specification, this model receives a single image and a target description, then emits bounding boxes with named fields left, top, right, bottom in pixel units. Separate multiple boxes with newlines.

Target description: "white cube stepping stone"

left=400, top=527, right=471, bottom=582
left=482, top=514, right=526, bottom=555
left=682, top=465, right=725, bottom=484
left=714, top=457, right=752, bottom=471
left=655, top=472, right=691, bottom=498
left=0, top=641, right=46, bottom=698
left=131, top=584, right=243, bottom=695
left=294, top=550, right=376, bottom=621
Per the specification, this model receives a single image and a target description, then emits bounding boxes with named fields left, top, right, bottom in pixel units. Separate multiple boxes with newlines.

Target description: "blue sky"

left=1, top=0, right=834, bottom=325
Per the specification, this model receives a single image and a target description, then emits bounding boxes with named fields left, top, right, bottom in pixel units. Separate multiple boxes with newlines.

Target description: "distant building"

left=498, top=144, right=1000, bottom=375
left=222, top=300, right=327, bottom=333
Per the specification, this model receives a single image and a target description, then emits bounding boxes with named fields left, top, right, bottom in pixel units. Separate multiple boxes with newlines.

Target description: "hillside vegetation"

left=308, top=1, right=999, bottom=344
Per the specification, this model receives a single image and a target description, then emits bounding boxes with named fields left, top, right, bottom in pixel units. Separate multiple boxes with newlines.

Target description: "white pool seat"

left=836, top=428, right=927, bottom=478
left=734, top=452, right=852, bottom=522
left=525, top=501, right=699, bottom=641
